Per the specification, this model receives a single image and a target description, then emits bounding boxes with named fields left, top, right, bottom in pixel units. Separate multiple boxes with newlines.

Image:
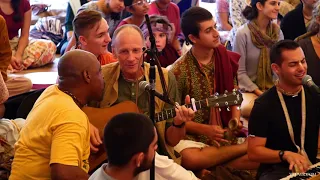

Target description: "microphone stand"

left=144, top=14, right=157, bottom=180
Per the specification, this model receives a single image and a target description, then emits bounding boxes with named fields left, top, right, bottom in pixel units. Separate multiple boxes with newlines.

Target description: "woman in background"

left=216, top=0, right=232, bottom=31
left=0, top=0, right=56, bottom=72
left=233, top=0, right=283, bottom=117
left=117, top=0, right=150, bottom=27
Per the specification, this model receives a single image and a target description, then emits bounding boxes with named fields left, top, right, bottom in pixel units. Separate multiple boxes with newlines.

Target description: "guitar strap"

left=276, top=87, right=311, bottom=165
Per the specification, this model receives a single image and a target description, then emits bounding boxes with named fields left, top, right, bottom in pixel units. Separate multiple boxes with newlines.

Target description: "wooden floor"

left=12, top=57, right=60, bottom=89
left=14, top=58, right=59, bottom=75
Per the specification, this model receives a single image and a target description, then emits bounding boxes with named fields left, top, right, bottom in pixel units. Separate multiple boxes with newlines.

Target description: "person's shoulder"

left=169, top=2, right=179, bottom=9
left=0, top=15, right=5, bottom=25
left=170, top=52, right=188, bottom=70
left=102, top=61, right=119, bottom=68
left=35, top=86, right=87, bottom=116
left=148, top=2, right=158, bottom=11
left=255, top=86, right=277, bottom=104
left=21, top=0, right=31, bottom=12
left=21, top=0, right=30, bottom=7
left=236, top=23, right=249, bottom=35
left=88, top=163, right=108, bottom=180
left=282, top=3, right=302, bottom=20
left=297, top=37, right=311, bottom=47
left=101, top=62, right=119, bottom=75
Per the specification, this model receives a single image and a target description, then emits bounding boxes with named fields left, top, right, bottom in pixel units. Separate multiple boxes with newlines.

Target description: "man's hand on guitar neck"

left=173, top=95, right=195, bottom=125
left=90, top=123, right=102, bottom=152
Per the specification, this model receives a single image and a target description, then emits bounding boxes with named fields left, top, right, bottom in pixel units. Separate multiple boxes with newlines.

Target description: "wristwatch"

left=279, top=150, right=285, bottom=162
left=172, top=121, right=186, bottom=128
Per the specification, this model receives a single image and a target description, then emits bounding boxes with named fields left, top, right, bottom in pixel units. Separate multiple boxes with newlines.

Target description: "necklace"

left=303, top=15, right=312, bottom=21
left=275, top=80, right=302, bottom=97
left=59, top=87, right=84, bottom=108
left=276, top=87, right=311, bottom=166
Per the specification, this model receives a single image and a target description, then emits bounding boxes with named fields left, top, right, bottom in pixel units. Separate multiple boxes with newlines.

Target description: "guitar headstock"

left=207, top=89, right=243, bottom=108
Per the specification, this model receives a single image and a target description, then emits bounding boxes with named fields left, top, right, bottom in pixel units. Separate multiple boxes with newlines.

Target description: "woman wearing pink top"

left=0, top=0, right=56, bottom=72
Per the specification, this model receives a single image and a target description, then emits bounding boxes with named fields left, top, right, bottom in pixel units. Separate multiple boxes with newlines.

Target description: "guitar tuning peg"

left=232, top=88, right=237, bottom=92
left=224, top=90, right=228, bottom=94
left=214, top=92, right=219, bottom=96
left=234, top=100, right=238, bottom=104
left=227, top=107, right=230, bottom=111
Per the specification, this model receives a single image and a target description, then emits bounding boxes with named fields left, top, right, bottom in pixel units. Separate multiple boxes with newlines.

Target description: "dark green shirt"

left=115, top=72, right=180, bottom=156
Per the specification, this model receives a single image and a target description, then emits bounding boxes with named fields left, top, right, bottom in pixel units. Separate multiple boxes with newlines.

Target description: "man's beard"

left=133, top=155, right=153, bottom=176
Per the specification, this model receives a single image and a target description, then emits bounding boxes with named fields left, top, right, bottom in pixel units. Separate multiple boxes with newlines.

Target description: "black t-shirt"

left=249, top=86, right=320, bottom=175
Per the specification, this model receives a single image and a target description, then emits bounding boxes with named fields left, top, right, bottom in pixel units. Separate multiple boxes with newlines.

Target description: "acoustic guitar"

left=82, top=90, right=243, bottom=173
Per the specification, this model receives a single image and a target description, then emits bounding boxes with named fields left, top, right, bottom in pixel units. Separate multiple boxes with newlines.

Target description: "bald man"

left=89, top=24, right=199, bottom=179
left=9, top=50, right=105, bottom=180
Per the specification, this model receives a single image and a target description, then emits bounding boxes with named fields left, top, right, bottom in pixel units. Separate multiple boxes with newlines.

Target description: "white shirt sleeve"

left=135, top=152, right=199, bottom=180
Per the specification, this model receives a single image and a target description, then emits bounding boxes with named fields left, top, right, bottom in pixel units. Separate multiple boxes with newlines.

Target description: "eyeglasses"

left=130, top=0, right=150, bottom=6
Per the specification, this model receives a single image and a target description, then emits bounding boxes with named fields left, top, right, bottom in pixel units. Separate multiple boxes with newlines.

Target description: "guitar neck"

left=154, top=99, right=208, bottom=123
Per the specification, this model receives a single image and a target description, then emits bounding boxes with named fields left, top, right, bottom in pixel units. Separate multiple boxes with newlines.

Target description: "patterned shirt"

left=170, top=50, right=216, bottom=144
left=170, top=49, right=238, bottom=144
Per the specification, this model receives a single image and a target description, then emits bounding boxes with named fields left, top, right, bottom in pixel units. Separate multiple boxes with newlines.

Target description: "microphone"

left=139, top=81, right=173, bottom=105
left=302, top=75, right=320, bottom=94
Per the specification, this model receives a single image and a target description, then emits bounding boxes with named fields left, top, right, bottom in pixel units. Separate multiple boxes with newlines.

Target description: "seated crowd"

left=0, top=0, right=320, bottom=179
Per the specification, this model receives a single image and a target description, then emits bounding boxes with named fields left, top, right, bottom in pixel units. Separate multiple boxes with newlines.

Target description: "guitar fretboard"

left=154, top=99, right=208, bottom=122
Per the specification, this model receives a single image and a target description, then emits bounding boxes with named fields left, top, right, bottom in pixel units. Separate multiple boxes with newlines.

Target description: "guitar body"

left=81, top=90, right=243, bottom=173
left=82, top=101, right=139, bottom=173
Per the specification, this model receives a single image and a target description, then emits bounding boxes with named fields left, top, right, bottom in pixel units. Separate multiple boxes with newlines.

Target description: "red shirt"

left=0, top=0, right=30, bottom=39
left=148, top=2, right=181, bottom=37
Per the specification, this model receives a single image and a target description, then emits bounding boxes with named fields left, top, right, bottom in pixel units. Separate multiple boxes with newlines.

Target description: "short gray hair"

left=111, top=24, right=145, bottom=47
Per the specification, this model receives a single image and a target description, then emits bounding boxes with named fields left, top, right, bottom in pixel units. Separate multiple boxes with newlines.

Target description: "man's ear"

left=188, top=34, right=197, bottom=44
left=271, top=63, right=280, bottom=75
left=83, top=70, right=91, bottom=84
left=134, top=152, right=144, bottom=167
left=79, top=35, right=87, bottom=46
